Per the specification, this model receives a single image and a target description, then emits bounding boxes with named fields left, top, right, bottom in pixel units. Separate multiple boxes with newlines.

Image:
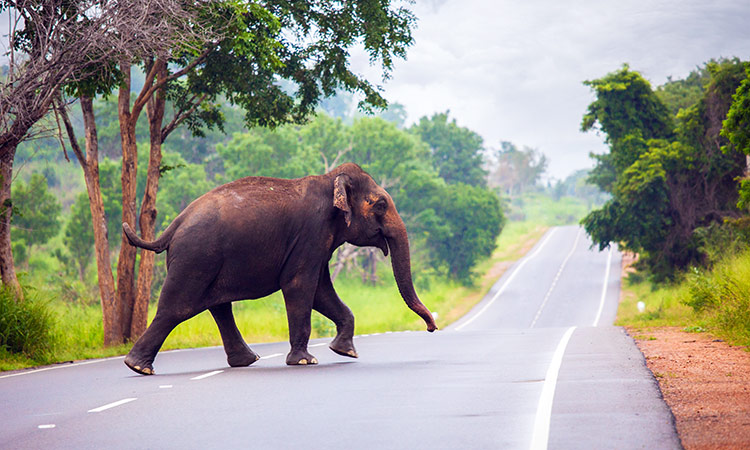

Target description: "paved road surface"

left=1, top=225, right=681, bottom=449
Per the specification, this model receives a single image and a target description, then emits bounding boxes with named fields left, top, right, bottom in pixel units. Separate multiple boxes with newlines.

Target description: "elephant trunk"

left=385, top=213, right=438, bottom=332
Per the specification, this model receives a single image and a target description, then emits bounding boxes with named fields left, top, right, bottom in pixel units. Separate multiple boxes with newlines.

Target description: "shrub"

left=0, top=287, right=56, bottom=360
left=682, top=251, right=750, bottom=346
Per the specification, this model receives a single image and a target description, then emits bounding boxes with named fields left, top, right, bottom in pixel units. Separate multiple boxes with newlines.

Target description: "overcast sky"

left=350, top=0, right=750, bottom=180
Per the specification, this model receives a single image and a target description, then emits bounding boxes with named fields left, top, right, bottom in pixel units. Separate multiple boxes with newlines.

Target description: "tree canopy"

left=582, top=60, right=749, bottom=278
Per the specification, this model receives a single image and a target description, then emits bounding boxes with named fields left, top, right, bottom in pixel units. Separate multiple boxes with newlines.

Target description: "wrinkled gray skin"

left=122, top=163, right=437, bottom=375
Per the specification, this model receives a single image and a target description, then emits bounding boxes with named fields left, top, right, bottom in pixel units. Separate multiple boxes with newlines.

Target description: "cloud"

left=352, top=0, right=750, bottom=179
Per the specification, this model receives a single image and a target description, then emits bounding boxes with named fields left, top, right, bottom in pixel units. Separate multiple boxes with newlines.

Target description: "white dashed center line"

left=190, top=370, right=224, bottom=381
left=88, top=398, right=137, bottom=413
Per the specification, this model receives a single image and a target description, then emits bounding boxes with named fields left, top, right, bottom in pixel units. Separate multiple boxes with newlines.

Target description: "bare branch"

left=1, top=0, right=230, bottom=156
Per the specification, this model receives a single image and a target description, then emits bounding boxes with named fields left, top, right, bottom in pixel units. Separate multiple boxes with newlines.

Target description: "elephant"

left=122, top=163, right=437, bottom=375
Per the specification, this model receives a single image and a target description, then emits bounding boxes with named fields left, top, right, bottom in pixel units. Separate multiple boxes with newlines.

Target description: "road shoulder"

left=627, top=326, right=750, bottom=449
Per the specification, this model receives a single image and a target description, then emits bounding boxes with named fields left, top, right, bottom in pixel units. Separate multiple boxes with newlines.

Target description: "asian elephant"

left=122, top=163, right=437, bottom=375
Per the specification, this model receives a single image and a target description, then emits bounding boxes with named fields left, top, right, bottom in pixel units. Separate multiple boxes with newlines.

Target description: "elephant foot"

left=124, top=354, right=155, bottom=375
left=329, top=336, right=358, bottom=358
left=286, top=349, right=318, bottom=366
left=227, top=347, right=260, bottom=367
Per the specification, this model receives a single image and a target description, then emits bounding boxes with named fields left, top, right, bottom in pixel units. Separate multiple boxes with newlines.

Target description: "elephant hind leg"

left=125, top=310, right=186, bottom=375
left=124, top=272, right=209, bottom=375
left=209, top=302, right=259, bottom=367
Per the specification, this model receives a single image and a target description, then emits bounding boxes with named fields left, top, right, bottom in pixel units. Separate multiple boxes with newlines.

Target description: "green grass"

left=617, top=250, right=750, bottom=348
left=615, top=275, right=698, bottom=328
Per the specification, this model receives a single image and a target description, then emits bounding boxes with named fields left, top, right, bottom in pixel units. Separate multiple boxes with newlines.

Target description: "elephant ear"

left=333, top=174, right=352, bottom=227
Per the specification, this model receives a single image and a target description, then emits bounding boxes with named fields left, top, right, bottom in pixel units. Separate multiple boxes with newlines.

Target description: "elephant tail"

left=122, top=221, right=177, bottom=254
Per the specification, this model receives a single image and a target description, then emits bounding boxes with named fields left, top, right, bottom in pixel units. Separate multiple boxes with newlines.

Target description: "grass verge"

left=616, top=251, right=750, bottom=348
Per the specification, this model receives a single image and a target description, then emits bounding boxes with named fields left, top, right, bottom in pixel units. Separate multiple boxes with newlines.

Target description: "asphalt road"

left=1, top=225, right=681, bottom=449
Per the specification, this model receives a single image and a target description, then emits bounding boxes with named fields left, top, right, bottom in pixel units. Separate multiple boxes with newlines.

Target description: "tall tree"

left=722, top=63, right=750, bottom=208
left=410, top=112, right=487, bottom=187
left=487, top=141, right=547, bottom=196
left=0, top=0, right=199, bottom=300
left=57, top=0, right=417, bottom=345
left=582, top=61, right=748, bottom=278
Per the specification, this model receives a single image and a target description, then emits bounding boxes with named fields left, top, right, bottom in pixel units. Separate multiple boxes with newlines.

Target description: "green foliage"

left=487, top=141, right=547, bottom=196
left=11, top=173, right=62, bottom=262
left=217, top=127, right=316, bottom=181
left=156, top=152, right=214, bottom=230
left=64, top=192, right=94, bottom=280
left=581, top=64, right=674, bottom=143
left=98, top=158, right=123, bottom=248
left=582, top=61, right=748, bottom=279
left=420, top=183, right=505, bottom=283
left=721, top=64, right=750, bottom=192
left=349, top=116, right=428, bottom=186
left=656, top=68, right=710, bottom=117
left=681, top=252, right=750, bottom=346
left=410, top=112, right=487, bottom=187
left=0, top=287, right=56, bottom=361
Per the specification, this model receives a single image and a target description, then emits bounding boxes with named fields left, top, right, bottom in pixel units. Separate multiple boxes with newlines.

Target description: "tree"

left=487, top=141, right=547, bottom=197
left=410, top=112, right=487, bottom=187
left=217, top=127, right=316, bottom=181
left=10, top=172, right=61, bottom=264
left=581, top=61, right=748, bottom=278
left=0, top=0, right=185, bottom=299
left=55, top=0, right=417, bottom=345
left=11, top=173, right=61, bottom=247
left=64, top=192, right=94, bottom=281
left=723, top=64, right=750, bottom=210
left=418, top=182, right=504, bottom=283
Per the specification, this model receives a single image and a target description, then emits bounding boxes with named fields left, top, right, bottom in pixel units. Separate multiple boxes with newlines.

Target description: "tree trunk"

left=0, top=141, right=23, bottom=300
left=131, top=59, right=167, bottom=340
left=117, top=64, right=139, bottom=341
left=78, top=96, right=120, bottom=346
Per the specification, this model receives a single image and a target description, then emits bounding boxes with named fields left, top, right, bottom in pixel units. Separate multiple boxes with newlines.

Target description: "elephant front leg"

left=281, top=278, right=319, bottom=366
left=314, top=266, right=357, bottom=359
left=209, top=302, right=259, bottom=367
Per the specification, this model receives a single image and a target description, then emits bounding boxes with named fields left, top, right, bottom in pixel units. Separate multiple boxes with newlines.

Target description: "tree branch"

left=54, top=96, right=86, bottom=168
left=161, top=93, right=208, bottom=142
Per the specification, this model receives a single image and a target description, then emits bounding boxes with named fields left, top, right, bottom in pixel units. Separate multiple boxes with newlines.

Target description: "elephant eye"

left=373, top=199, right=388, bottom=214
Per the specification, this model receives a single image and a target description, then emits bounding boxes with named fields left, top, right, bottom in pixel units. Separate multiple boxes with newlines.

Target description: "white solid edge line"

left=530, top=228, right=582, bottom=328
left=0, top=355, right=125, bottom=380
left=454, top=228, right=558, bottom=331
left=529, top=326, right=576, bottom=450
left=260, top=353, right=284, bottom=360
left=592, top=246, right=614, bottom=327
left=88, top=398, right=137, bottom=413
left=190, top=370, right=224, bottom=381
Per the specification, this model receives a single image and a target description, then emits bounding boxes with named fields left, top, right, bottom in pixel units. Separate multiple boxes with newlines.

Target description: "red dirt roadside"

left=627, top=326, right=750, bottom=449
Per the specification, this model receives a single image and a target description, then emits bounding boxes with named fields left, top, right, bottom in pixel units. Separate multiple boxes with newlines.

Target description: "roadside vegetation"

left=584, top=58, right=750, bottom=347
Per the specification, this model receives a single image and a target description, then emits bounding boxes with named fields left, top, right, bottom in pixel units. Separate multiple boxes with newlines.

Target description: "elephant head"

left=332, top=163, right=438, bottom=332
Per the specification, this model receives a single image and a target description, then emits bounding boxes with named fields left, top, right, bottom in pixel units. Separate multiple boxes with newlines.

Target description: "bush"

left=0, top=287, right=56, bottom=360
left=682, top=251, right=750, bottom=346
